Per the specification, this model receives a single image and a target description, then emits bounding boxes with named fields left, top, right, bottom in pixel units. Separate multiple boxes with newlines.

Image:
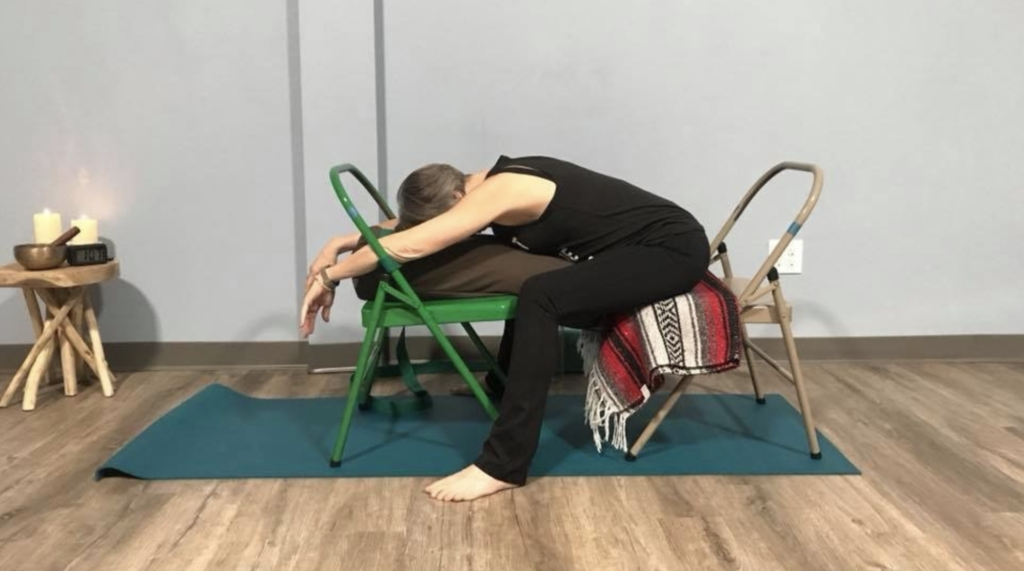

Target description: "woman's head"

left=396, top=163, right=466, bottom=230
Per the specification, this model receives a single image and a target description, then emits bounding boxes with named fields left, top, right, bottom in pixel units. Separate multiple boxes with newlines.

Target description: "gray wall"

left=3, top=1, right=1022, bottom=353
left=0, top=1, right=301, bottom=344
left=383, top=0, right=1024, bottom=337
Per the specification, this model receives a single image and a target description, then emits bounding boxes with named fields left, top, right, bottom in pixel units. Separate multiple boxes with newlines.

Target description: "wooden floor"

left=0, top=360, right=1022, bottom=571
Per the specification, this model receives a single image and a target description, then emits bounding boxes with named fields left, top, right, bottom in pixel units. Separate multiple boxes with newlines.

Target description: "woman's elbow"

left=384, top=242, right=427, bottom=263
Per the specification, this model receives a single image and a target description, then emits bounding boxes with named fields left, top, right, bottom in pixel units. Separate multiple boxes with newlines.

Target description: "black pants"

left=474, top=232, right=711, bottom=484
left=484, top=322, right=514, bottom=397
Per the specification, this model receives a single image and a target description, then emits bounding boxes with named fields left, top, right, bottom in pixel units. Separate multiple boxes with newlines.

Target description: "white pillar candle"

left=33, top=209, right=62, bottom=244
left=69, top=215, right=99, bottom=245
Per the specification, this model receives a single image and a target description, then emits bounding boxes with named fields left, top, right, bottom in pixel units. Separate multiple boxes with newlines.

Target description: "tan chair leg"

left=625, top=375, right=694, bottom=461
left=771, top=283, right=822, bottom=459
left=739, top=323, right=766, bottom=404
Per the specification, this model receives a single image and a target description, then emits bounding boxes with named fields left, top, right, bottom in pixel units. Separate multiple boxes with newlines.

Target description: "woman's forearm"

left=329, top=219, right=400, bottom=255
left=323, top=246, right=381, bottom=282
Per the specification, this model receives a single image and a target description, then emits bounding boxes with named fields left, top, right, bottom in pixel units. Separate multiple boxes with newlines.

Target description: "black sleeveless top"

left=486, top=155, right=704, bottom=262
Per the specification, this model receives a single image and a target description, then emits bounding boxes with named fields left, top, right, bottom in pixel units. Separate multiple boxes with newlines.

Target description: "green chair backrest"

left=329, top=164, right=423, bottom=308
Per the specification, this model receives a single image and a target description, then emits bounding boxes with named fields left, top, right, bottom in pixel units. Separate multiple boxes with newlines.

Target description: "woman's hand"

left=300, top=278, right=335, bottom=338
left=306, top=249, right=337, bottom=290
left=306, top=222, right=401, bottom=287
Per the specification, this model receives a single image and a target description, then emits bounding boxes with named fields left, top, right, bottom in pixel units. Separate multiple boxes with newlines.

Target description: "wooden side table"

left=0, top=261, right=120, bottom=411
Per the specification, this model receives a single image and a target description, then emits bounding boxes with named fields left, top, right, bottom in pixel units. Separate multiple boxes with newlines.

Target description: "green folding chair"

left=327, top=164, right=516, bottom=468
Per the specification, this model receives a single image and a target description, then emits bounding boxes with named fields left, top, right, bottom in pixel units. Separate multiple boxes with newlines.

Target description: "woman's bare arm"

left=324, top=218, right=400, bottom=256
left=321, top=176, right=522, bottom=282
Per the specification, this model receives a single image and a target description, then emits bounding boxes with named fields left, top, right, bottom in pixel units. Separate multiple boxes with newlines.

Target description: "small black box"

left=66, top=243, right=110, bottom=266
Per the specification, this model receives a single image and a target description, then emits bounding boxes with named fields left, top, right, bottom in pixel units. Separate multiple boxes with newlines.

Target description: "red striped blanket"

left=579, top=272, right=742, bottom=451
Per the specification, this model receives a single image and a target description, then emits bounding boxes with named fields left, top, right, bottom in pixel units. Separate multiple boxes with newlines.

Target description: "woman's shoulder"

left=486, top=155, right=559, bottom=182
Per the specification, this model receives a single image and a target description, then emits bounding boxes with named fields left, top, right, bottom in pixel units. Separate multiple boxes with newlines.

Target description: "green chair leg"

left=461, top=322, right=507, bottom=389
left=330, top=291, right=385, bottom=468
left=355, top=325, right=386, bottom=410
left=421, top=315, right=499, bottom=419
left=359, top=327, right=433, bottom=417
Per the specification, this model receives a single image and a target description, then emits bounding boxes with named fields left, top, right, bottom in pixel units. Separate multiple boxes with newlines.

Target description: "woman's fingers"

left=321, top=291, right=335, bottom=323
left=301, top=303, right=318, bottom=337
left=300, top=286, right=318, bottom=326
left=300, top=280, right=332, bottom=336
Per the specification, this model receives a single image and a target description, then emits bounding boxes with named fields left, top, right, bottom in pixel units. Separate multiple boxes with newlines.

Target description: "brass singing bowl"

left=14, top=244, right=67, bottom=271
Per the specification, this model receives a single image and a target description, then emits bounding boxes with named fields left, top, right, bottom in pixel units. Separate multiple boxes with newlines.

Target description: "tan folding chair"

left=625, top=162, right=824, bottom=461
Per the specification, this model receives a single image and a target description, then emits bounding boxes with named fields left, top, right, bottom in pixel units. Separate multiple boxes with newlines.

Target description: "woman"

left=302, top=155, right=709, bottom=502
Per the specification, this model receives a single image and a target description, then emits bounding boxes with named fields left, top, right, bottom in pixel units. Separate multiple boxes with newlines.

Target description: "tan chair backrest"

left=709, top=162, right=824, bottom=305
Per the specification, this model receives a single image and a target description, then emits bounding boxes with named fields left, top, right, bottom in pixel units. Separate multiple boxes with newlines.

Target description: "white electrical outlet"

left=769, top=239, right=803, bottom=274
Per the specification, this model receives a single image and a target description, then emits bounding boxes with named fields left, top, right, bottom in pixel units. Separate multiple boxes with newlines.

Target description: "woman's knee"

left=517, top=274, right=560, bottom=315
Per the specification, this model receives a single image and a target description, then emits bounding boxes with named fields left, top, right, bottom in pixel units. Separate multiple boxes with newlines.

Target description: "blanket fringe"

left=577, top=328, right=602, bottom=376
left=580, top=328, right=632, bottom=453
left=585, top=379, right=633, bottom=453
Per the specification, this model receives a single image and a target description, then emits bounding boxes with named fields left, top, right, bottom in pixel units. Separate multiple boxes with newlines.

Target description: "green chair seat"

left=365, top=295, right=518, bottom=328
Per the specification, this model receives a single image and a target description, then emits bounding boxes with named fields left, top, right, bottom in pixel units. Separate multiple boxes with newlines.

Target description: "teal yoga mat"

left=97, top=384, right=858, bottom=480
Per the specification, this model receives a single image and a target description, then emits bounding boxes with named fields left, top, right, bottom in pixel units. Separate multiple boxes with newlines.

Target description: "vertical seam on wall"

left=287, top=0, right=308, bottom=341
left=374, top=0, right=389, bottom=217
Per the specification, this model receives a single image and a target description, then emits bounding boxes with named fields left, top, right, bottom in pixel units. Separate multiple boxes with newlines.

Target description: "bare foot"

left=424, top=465, right=519, bottom=502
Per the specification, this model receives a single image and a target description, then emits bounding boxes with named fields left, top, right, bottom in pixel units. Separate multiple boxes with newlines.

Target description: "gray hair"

left=396, top=163, right=466, bottom=231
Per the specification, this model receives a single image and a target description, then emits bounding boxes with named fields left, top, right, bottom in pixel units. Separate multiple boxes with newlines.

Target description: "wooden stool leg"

left=45, top=289, right=62, bottom=383
left=50, top=289, right=69, bottom=394
left=83, top=290, right=115, bottom=397
left=21, top=288, right=50, bottom=387
left=36, top=289, right=105, bottom=385
left=24, top=318, right=57, bottom=411
left=21, top=288, right=44, bottom=336
left=72, top=300, right=85, bottom=380
left=1, top=292, right=78, bottom=408
left=58, top=288, right=79, bottom=396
